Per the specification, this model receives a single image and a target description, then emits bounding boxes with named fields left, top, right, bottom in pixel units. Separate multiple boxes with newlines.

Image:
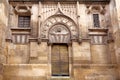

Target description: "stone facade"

left=0, top=0, right=120, bottom=80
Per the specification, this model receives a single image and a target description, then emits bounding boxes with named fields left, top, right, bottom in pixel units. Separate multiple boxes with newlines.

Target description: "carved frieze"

left=61, top=3, right=77, bottom=22
left=9, top=0, right=110, bottom=3
left=41, top=2, right=77, bottom=22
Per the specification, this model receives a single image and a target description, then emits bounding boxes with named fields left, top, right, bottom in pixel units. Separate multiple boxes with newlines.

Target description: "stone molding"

left=9, top=0, right=110, bottom=3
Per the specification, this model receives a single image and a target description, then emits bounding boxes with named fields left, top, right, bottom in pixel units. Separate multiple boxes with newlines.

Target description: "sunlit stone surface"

left=0, top=0, right=120, bottom=80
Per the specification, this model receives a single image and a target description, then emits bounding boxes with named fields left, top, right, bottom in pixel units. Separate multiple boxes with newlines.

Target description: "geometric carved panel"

left=41, top=15, right=78, bottom=40
left=91, top=35, right=107, bottom=44
left=12, top=34, right=29, bottom=44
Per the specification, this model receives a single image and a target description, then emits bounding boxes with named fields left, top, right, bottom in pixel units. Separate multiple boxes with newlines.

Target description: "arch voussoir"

left=41, top=15, right=79, bottom=41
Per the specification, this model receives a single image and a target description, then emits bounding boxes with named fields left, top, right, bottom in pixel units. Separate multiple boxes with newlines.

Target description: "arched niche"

left=49, top=24, right=70, bottom=43
left=41, top=15, right=79, bottom=42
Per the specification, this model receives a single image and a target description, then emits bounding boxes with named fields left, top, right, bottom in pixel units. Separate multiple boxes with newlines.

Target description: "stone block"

left=72, top=42, right=91, bottom=63
left=3, top=64, right=48, bottom=80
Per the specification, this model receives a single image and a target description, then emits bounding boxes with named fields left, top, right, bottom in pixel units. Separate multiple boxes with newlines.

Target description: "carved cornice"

left=88, top=28, right=108, bottom=36
left=28, top=38, right=38, bottom=42
left=11, top=28, right=31, bottom=34
left=9, top=0, right=110, bottom=3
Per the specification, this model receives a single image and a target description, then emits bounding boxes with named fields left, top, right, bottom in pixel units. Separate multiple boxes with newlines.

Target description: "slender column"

left=77, top=1, right=81, bottom=42
left=38, top=1, right=42, bottom=43
left=48, top=45, right=51, bottom=79
left=68, top=44, right=74, bottom=79
left=9, top=6, right=13, bottom=28
left=7, top=5, right=13, bottom=39
left=114, top=0, right=120, bottom=64
left=6, top=6, right=13, bottom=64
left=115, top=0, right=120, bottom=29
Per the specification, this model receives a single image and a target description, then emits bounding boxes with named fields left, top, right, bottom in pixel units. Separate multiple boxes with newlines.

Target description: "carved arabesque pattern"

left=41, top=3, right=57, bottom=21
left=41, top=3, right=77, bottom=22
left=49, top=25, right=70, bottom=43
left=41, top=15, right=78, bottom=40
left=61, top=4, right=77, bottom=22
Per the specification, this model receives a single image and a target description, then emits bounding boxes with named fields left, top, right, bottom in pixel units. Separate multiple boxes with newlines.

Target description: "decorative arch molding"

left=14, top=4, right=31, bottom=15
left=49, top=24, right=70, bottom=43
left=86, top=5, right=106, bottom=14
left=40, top=15, right=79, bottom=42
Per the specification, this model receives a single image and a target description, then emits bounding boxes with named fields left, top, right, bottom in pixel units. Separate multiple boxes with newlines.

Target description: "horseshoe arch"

left=40, top=15, right=79, bottom=43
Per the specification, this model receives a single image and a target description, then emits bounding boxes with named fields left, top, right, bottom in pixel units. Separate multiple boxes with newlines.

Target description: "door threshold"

left=51, top=76, right=70, bottom=78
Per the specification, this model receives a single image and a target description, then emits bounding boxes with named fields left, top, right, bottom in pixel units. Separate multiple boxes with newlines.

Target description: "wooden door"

left=51, top=44, right=69, bottom=76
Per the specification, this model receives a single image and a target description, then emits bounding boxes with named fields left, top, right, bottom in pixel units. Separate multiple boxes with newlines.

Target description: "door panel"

left=52, top=45, right=60, bottom=61
left=52, top=45, right=60, bottom=75
left=52, top=62, right=61, bottom=75
left=51, top=44, right=69, bottom=76
left=59, top=45, right=69, bottom=76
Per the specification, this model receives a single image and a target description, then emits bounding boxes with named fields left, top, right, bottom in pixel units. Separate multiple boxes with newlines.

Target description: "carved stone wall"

left=0, top=0, right=120, bottom=80
left=41, top=3, right=77, bottom=23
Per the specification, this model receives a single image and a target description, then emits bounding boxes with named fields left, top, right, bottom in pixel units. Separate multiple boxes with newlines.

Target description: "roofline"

left=9, top=0, right=110, bottom=3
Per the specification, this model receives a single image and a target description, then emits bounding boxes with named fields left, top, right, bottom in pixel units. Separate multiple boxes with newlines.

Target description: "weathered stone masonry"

left=0, top=0, right=120, bottom=80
